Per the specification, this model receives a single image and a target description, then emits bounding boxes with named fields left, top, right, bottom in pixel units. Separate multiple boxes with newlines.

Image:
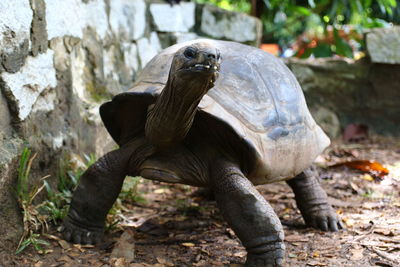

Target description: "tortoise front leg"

left=211, top=161, right=285, bottom=267
left=63, top=147, right=133, bottom=244
left=286, top=168, right=343, bottom=232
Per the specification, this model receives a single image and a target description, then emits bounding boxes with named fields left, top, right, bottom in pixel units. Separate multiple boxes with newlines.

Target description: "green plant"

left=176, top=199, right=201, bottom=216
left=15, top=150, right=98, bottom=254
left=197, top=0, right=398, bottom=58
left=105, top=176, right=146, bottom=231
left=38, top=153, right=97, bottom=224
left=195, top=0, right=251, bottom=12
left=119, top=176, right=146, bottom=204
left=15, top=147, right=49, bottom=254
left=15, top=234, right=50, bottom=255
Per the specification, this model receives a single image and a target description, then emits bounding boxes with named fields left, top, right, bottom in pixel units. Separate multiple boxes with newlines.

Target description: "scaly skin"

left=62, top=43, right=341, bottom=266
left=286, top=167, right=343, bottom=232
left=212, top=160, right=285, bottom=267
left=62, top=144, right=140, bottom=244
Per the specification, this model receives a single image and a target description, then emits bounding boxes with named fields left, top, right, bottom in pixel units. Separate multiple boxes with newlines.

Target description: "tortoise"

left=63, top=39, right=342, bottom=266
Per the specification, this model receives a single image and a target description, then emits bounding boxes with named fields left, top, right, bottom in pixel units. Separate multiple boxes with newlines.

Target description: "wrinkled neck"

left=145, top=73, right=211, bottom=149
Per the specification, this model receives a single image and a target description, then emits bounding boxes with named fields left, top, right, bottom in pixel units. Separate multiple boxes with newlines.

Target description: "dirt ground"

left=4, top=136, right=400, bottom=267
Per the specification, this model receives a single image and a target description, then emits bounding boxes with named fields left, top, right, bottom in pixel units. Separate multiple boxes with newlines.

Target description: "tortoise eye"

left=184, top=48, right=196, bottom=59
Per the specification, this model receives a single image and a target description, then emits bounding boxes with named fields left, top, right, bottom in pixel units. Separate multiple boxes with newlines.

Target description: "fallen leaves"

left=111, top=230, right=135, bottom=262
left=330, top=160, right=389, bottom=179
left=350, top=247, right=364, bottom=260
left=181, top=242, right=195, bottom=247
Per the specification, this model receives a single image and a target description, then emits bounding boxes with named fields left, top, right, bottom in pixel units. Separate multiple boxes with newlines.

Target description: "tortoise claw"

left=304, top=206, right=343, bottom=232
left=62, top=217, right=103, bottom=245
left=246, top=248, right=285, bottom=267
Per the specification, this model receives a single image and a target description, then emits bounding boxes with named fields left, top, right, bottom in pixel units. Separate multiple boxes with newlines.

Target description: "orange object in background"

left=330, top=160, right=389, bottom=179
left=260, top=43, right=280, bottom=56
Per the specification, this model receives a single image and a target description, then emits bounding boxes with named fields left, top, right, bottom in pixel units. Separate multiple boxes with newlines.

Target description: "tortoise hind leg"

left=286, top=167, right=343, bottom=232
left=211, top=160, right=285, bottom=267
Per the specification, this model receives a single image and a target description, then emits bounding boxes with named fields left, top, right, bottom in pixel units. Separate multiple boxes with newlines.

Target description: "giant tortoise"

left=63, top=39, right=342, bottom=266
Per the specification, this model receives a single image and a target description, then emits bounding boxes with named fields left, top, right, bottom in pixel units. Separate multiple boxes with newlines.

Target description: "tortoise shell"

left=100, top=39, right=330, bottom=185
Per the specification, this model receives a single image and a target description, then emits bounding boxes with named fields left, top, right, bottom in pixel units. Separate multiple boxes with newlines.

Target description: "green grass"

left=15, top=147, right=49, bottom=254
left=15, top=149, right=96, bottom=254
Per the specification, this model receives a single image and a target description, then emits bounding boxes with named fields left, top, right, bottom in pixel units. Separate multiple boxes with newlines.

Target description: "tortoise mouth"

left=181, top=63, right=219, bottom=74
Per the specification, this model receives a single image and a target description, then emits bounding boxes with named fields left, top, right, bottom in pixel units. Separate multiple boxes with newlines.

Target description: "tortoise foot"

left=246, top=247, right=285, bottom=267
left=62, top=212, right=104, bottom=245
left=287, top=168, right=344, bottom=232
left=303, top=205, right=344, bottom=232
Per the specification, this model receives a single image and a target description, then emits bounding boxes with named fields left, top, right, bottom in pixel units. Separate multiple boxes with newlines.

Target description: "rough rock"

left=286, top=57, right=400, bottom=135
left=310, top=106, right=341, bottom=138
left=32, top=89, right=57, bottom=114
left=1, top=50, right=57, bottom=120
left=150, top=2, right=195, bottom=33
left=121, top=42, right=139, bottom=83
left=49, top=37, right=71, bottom=72
left=45, top=0, right=108, bottom=40
left=197, top=4, right=262, bottom=46
left=137, top=32, right=162, bottom=68
left=30, top=0, right=48, bottom=56
left=0, top=91, right=13, bottom=137
left=109, top=0, right=146, bottom=41
left=0, top=0, right=32, bottom=73
left=0, top=0, right=32, bottom=54
left=366, top=26, right=400, bottom=64
left=110, top=230, right=135, bottom=261
left=0, top=137, right=24, bottom=254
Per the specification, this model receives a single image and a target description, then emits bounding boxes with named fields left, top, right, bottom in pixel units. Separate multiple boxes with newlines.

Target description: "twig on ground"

left=367, top=246, right=400, bottom=266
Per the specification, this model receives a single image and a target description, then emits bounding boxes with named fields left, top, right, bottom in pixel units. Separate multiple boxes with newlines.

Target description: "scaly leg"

left=286, top=168, right=343, bottom=232
left=211, top=161, right=285, bottom=267
left=63, top=146, right=134, bottom=244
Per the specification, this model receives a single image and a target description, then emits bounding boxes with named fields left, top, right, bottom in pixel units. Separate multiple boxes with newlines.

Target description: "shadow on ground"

left=6, top=137, right=400, bottom=267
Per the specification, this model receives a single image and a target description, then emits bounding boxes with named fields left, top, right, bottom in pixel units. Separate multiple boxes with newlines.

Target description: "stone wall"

left=0, top=0, right=261, bottom=253
left=285, top=26, right=400, bottom=137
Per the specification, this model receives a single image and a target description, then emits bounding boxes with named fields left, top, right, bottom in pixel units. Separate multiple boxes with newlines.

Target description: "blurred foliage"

left=195, top=0, right=251, bottom=12
left=195, top=0, right=398, bottom=58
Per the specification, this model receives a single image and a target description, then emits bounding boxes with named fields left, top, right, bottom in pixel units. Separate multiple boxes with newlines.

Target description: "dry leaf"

left=154, top=188, right=168, bottom=194
left=56, top=255, right=73, bottom=262
left=350, top=248, right=364, bottom=260
left=362, top=174, right=374, bottom=181
left=330, top=160, right=389, bottom=178
left=342, top=217, right=355, bottom=227
left=111, top=230, right=135, bottom=261
left=306, top=260, right=327, bottom=266
left=110, top=258, right=126, bottom=267
left=58, top=239, right=71, bottom=250
left=233, top=251, right=246, bottom=258
left=181, top=242, right=195, bottom=247
left=374, top=228, right=394, bottom=237
left=285, top=234, right=309, bottom=242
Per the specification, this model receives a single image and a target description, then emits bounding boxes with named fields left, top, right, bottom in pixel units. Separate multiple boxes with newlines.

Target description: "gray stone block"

left=150, top=2, right=195, bottom=33
left=366, top=26, right=400, bottom=64
left=30, top=0, right=48, bottom=56
left=197, top=4, right=262, bottom=46
left=137, top=32, right=162, bottom=68
left=109, top=0, right=146, bottom=41
left=0, top=0, right=32, bottom=73
left=1, top=50, right=57, bottom=120
left=45, top=0, right=108, bottom=40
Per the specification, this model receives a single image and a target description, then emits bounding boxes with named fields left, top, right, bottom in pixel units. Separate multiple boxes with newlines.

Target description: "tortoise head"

left=169, top=42, right=221, bottom=91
